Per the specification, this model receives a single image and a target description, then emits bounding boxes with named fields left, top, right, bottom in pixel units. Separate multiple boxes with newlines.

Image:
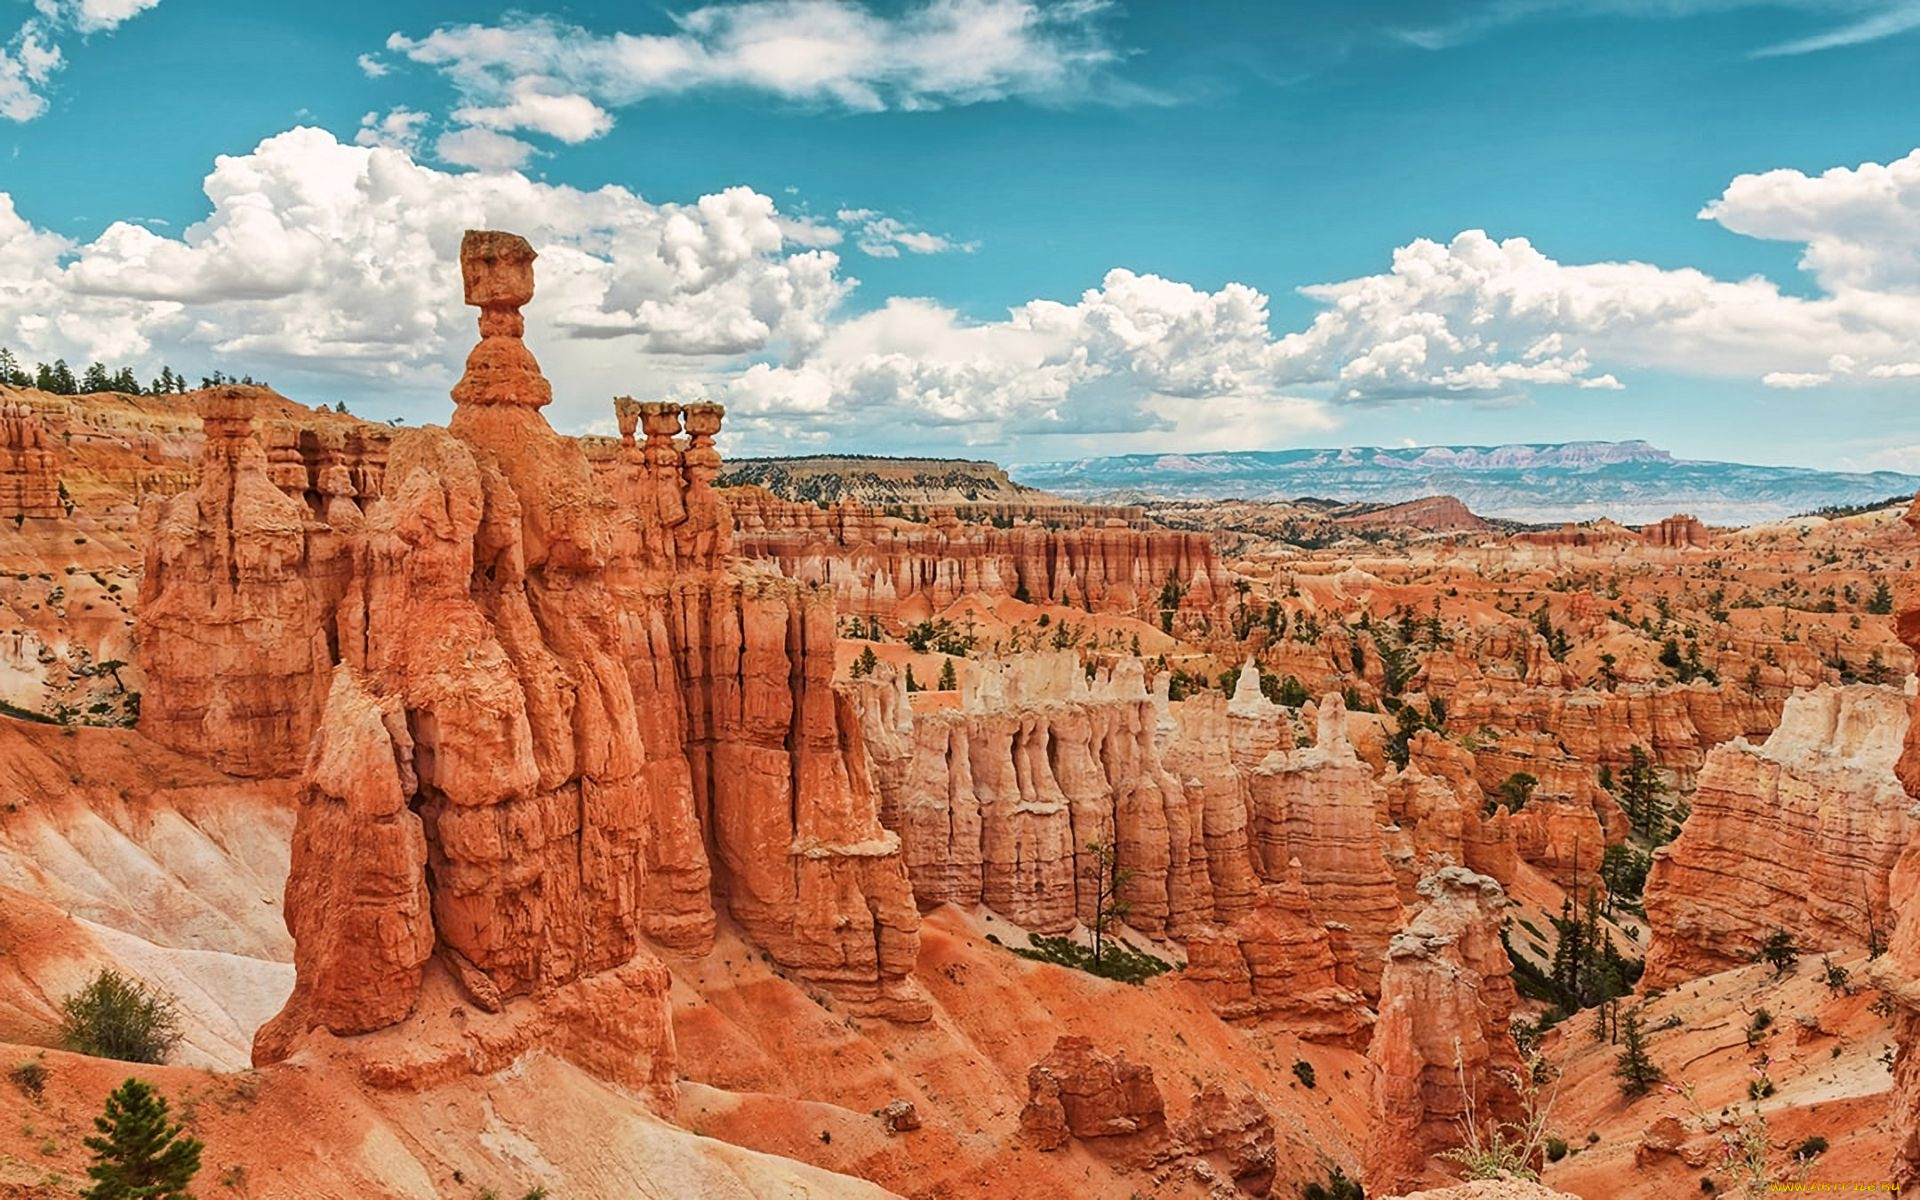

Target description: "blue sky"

left=2, top=0, right=1918, bottom=470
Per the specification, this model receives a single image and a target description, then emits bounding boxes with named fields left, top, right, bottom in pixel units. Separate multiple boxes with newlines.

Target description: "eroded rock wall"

left=1366, top=868, right=1522, bottom=1196
left=1645, top=684, right=1915, bottom=988
left=728, top=490, right=1227, bottom=631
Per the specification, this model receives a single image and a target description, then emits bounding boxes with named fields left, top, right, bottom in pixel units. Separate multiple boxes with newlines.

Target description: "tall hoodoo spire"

left=450, top=230, right=552, bottom=410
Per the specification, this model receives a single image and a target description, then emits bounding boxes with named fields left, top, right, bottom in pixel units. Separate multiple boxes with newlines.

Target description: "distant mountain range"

left=1006, top=440, right=1920, bottom=525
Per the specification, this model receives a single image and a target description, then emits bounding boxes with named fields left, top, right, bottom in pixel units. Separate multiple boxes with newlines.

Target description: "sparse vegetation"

left=59, top=970, right=183, bottom=1065
left=1300, top=1166, right=1365, bottom=1200
left=1760, top=928, right=1801, bottom=976
left=1439, top=1047, right=1559, bottom=1182
left=1613, top=1009, right=1663, bottom=1097
left=9, top=1055, right=48, bottom=1099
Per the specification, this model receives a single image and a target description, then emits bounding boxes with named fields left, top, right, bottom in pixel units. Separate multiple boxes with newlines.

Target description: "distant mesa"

left=1007, top=440, right=1920, bottom=526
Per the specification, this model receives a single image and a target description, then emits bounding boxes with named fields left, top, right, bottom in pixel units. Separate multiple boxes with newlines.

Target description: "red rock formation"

left=165, top=230, right=931, bottom=1070
left=254, top=667, right=432, bottom=1057
left=727, top=489, right=1226, bottom=631
left=1019, top=1034, right=1167, bottom=1150
left=854, top=654, right=1224, bottom=940
left=0, top=396, right=61, bottom=518
left=1640, top=513, right=1712, bottom=549
left=1366, top=868, right=1522, bottom=1196
left=1333, top=495, right=1490, bottom=534
left=1644, top=684, right=1914, bottom=988
left=1247, top=696, right=1404, bottom=996
left=1181, top=876, right=1374, bottom=1046
left=137, top=388, right=332, bottom=777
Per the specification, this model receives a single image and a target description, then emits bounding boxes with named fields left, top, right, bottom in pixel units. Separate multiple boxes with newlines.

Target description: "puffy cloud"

left=2, top=0, right=162, bottom=120
left=835, top=208, right=975, bottom=257
left=0, top=127, right=849, bottom=427
left=34, top=0, right=164, bottom=35
left=723, top=269, right=1338, bottom=453
left=356, top=52, right=390, bottom=78
left=1702, top=148, right=1920, bottom=293
left=452, top=79, right=614, bottom=143
left=1271, top=213, right=1920, bottom=405
left=5, top=123, right=1919, bottom=461
left=382, top=2, right=1128, bottom=160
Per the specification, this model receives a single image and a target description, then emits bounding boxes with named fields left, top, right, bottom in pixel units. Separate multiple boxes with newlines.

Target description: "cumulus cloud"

left=0, top=127, right=849, bottom=426
left=356, top=52, right=390, bottom=78
left=835, top=208, right=975, bottom=257
left=380, top=1, right=1130, bottom=162
left=4, top=124, right=1920, bottom=459
left=722, top=269, right=1338, bottom=452
left=1702, top=148, right=1920, bottom=293
left=1267, top=205, right=1920, bottom=406
left=1, top=0, right=162, bottom=121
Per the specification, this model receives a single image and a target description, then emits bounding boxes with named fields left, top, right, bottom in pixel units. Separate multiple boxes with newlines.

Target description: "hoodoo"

left=136, top=230, right=936, bottom=1075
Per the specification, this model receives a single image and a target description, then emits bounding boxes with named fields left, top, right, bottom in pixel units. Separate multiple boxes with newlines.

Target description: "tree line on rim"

left=0, top=347, right=267, bottom=396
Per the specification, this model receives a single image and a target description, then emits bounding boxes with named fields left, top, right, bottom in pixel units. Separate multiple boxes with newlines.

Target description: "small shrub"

left=1300, top=1166, right=1364, bottom=1200
left=1792, top=1135, right=1829, bottom=1161
left=59, top=970, right=183, bottom=1065
left=1545, top=1136, right=1568, bottom=1162
left=522, top=1189, right=550, bottom=1200
left=1700, top=1177, right=1717, bottom=1193
left=9, top=1056, right=48, bottom=1099
left=1747, top=1078, right=1775, bottom=1100
left=1006, top=933, right=1173, bottom=985
left=1586, top=1131, right=1600, bottom=1144
left=1292, top=1059, right=1317, bottom=1089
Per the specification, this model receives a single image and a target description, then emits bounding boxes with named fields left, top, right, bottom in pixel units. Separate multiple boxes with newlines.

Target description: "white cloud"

left=2, top=0, right=162, bottom=121
left=0, top=127, right=848, bottom=425
left=1268, top=199, right=1920, bottom=406
left=452, top=78, right=614, bottom=143
left=36, top=0, right=164, bottom=35
left=835, top=208, right=975, bottom=257
left=381, top=1, right=1129, bottom=162
left=1702, top=148, right=1920, bottom=293
left=356, top=52, right=390, bottom=78
left=721, top=269, right=1340, bottom=452
left=5, top=123, right=1920, bottom=460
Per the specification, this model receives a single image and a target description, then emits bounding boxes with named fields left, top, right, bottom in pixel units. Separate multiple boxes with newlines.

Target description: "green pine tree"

left=1618, top=745, right=1670, bottom=842
left=82, top=1078, right=203, bottom=1200
left=938, top=657, right=958, bottom=691
left=1613, top=1009, right=1663, bottom=1097
left=1868, top=579, right=1895, bottom=616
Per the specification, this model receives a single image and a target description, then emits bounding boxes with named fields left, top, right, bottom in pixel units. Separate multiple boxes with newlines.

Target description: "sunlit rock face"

left=1644, top=683, right=1915, bottom=988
